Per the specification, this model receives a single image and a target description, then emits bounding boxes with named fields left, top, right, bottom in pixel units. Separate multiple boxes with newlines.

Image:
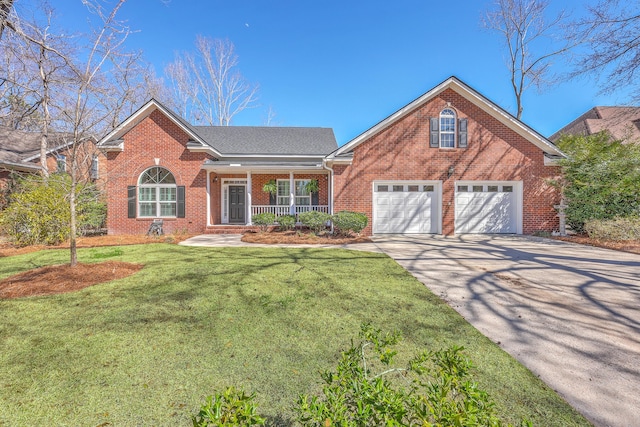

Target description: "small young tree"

left=297, top=324, right=523, bottom=426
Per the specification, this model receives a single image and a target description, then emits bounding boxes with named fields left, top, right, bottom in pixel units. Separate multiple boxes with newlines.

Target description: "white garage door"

left=373, top=182, right=440, bottom=234
left=455, top=182, right=522, bottom=234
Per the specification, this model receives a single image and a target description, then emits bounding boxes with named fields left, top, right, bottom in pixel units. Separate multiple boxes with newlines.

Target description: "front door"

left=229, top=185, right=246, bottom=224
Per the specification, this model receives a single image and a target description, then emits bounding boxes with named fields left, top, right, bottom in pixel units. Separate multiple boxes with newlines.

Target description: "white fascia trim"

left=325, top=157, right=353, bottom=166
left=331, top=79, right=454, bottom=158
left=22, top=137, right=94, bottom=162
left=202, top=164, right=325, bottom=173
left=0, top=161, right=42, bottom=172
left=450, top=80, right=565, bottom=157
left=331, top=77, right=565, bottom=158
left=96, top=100, right=222, bottom=157
left=544, top=156, right=563, bottom=166
left=215, top=153, right=329, bottom=159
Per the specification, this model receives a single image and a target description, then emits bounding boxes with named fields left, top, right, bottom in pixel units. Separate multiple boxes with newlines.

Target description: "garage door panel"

left=373, top=183, right=438, bottom=234
left=455, top=183, right=519, bottom=234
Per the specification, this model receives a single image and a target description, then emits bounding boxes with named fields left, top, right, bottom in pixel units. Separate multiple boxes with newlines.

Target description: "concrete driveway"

left=371, top=235, right=640, bottom=427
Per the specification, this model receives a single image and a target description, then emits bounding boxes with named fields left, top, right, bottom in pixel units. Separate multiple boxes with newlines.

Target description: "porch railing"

left=251, top=205, right=330, bottom=217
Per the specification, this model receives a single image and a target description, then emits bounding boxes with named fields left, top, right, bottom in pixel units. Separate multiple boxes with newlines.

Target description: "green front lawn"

left=0, top=244, right=589, bottom=426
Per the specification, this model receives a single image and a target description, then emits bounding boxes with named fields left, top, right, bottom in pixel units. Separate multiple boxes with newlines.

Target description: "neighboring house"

left=549, top=106, right=640, bottom=143
left=0, top=126, right=103, bottom=187
left=98, top=76, right=565, bottom=236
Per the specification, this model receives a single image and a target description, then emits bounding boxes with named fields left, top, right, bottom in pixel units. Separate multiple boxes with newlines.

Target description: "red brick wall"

left=333, top=88, right=562, bottom=235
left=106, top=110, right=212, bottom=234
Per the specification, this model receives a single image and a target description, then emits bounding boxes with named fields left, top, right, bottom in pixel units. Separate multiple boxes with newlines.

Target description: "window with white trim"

left=294, top=179, right=310, bottom=206
left=277, top=179, right=311, bottom=205
left=56, top=154, right=66, bottom=173
left=277, top=180, right=290, bottom=205
left=138, top=167, right=177, bottom=217
left=90, top=155, right=99, bottom=180
left=440, top=108, right=456, bottom=148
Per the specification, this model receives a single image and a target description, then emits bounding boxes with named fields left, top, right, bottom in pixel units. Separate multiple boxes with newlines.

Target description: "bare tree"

left=484, top=0, right=574, bottom=119
left=570, top=0, right=640, bottom=101
left=165, top=36, right=258, bottom=125
left=1, top=0, right=150, bottom=266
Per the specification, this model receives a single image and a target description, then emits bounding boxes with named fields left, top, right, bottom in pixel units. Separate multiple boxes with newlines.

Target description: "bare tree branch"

left=484, top=0, right=574, bottom=119
left=165, top=37, right=258, bottom=125
left=569, top=0, right=640, bottom=101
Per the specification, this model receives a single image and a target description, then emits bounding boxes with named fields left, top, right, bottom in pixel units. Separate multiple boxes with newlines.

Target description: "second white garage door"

left=373, top=182, right=441, bottom=234
left=455, top=181, right=522, bottom=234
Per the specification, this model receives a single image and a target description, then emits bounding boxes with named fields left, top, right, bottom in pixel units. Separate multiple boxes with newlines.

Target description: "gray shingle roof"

left=0, top=127, right=43, bottom=164
left=192, top=126, right=337, bottom=156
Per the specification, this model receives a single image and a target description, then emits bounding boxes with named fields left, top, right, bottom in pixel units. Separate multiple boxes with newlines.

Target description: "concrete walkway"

left=180, top=233, right=640, bottom=427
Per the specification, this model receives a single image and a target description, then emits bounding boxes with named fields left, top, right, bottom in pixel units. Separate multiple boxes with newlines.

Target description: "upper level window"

left=440, top=108, right=456, bottom=148
left=56, top=154, right=66, bottom=173
left=138, top=167, right=176, bottom=217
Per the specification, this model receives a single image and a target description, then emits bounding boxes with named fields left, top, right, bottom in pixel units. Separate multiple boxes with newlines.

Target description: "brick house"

left=550, top=106, right=640, bottom=144
left=0, top=127, right=103, bottom=207
left=98, top=76, right=565, bottom=236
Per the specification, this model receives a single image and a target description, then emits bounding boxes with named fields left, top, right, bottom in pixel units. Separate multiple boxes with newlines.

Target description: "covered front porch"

left=203, top=161, right=331, bottom=227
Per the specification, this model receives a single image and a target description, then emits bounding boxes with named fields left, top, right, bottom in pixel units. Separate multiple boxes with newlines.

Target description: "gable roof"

left=0, top=127, right=82, bottom=171
left=550, top=106, right=640, bottom=143
left=328, top=76, right=564, bottom=159
left=97, top=99, right=217, bottom=155
left=97, top=99, right=338, bottom=158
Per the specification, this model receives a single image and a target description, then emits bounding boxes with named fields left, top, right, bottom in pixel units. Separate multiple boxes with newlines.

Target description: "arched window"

left=439, top=108, right=456, bottom=148
left=138, top=167, right=177, bottom=217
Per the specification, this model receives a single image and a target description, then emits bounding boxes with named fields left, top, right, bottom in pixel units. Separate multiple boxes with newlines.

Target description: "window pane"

left=160, top=202, right=176, bottom=216
left=277, top=180, right=290, bottom=205
left=295, top=180, right=309, bottom=196
left=457, top=185, right=469, bottom=192
left=160, top=187, right=176, bottom=201
left=393, top=185, right=404, bottom=192
left=377, top=185, right=389, bottom=192
left=440, top=133, right=455, bottom=148
left=503, top=185, right=513, bottom=192
left=423, top=185, right=434, bottom=192
left=295, top=196, right=310, bottom=206
left=139, top=202, right=155, bottom=217
left=408, top=185, right=419, bottom=192
left=139, top=187, right=156, bottom=201
left=488, top=185, right=498, bottom=192
left=473, top=185, right=484, bottom=192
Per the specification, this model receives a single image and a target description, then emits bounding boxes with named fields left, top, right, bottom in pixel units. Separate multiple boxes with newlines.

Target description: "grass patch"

left=0, top=244, right=589, bottom=426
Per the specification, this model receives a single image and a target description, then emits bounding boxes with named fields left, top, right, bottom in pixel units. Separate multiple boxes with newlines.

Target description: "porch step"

left=204, top=225, right=274, bottom=234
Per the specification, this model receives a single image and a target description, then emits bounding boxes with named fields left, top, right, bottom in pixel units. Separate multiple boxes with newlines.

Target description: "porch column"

left=289, top=171, right=295, bottom=215
left=206, top=170, right=211, bottom=226
left=247, top=171, right=252, bottom=225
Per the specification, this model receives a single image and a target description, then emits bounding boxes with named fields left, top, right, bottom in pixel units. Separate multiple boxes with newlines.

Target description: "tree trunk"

left=69, top=147, right=77, bottom=267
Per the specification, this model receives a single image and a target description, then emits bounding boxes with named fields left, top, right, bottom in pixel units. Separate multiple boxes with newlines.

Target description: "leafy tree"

left=0, top=174, right=105, bottom=246
left=557, top=132, right=640, bottom=233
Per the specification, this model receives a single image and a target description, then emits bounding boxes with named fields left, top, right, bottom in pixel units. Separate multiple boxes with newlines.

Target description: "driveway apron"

left=372, top=235, right=640, bottom=427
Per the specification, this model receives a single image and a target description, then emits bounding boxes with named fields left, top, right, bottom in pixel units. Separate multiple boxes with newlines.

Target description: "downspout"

left=322, top=159, right=335, bottom=232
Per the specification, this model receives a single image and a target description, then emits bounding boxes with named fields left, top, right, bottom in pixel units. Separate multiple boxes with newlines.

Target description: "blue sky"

left=46, top=0, right=627, bottom=145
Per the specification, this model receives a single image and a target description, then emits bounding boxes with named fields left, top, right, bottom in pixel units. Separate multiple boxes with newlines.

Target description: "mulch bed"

left=551, top=235, right=640, bottom=255
left=0, top=261, right=143, bottom=299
